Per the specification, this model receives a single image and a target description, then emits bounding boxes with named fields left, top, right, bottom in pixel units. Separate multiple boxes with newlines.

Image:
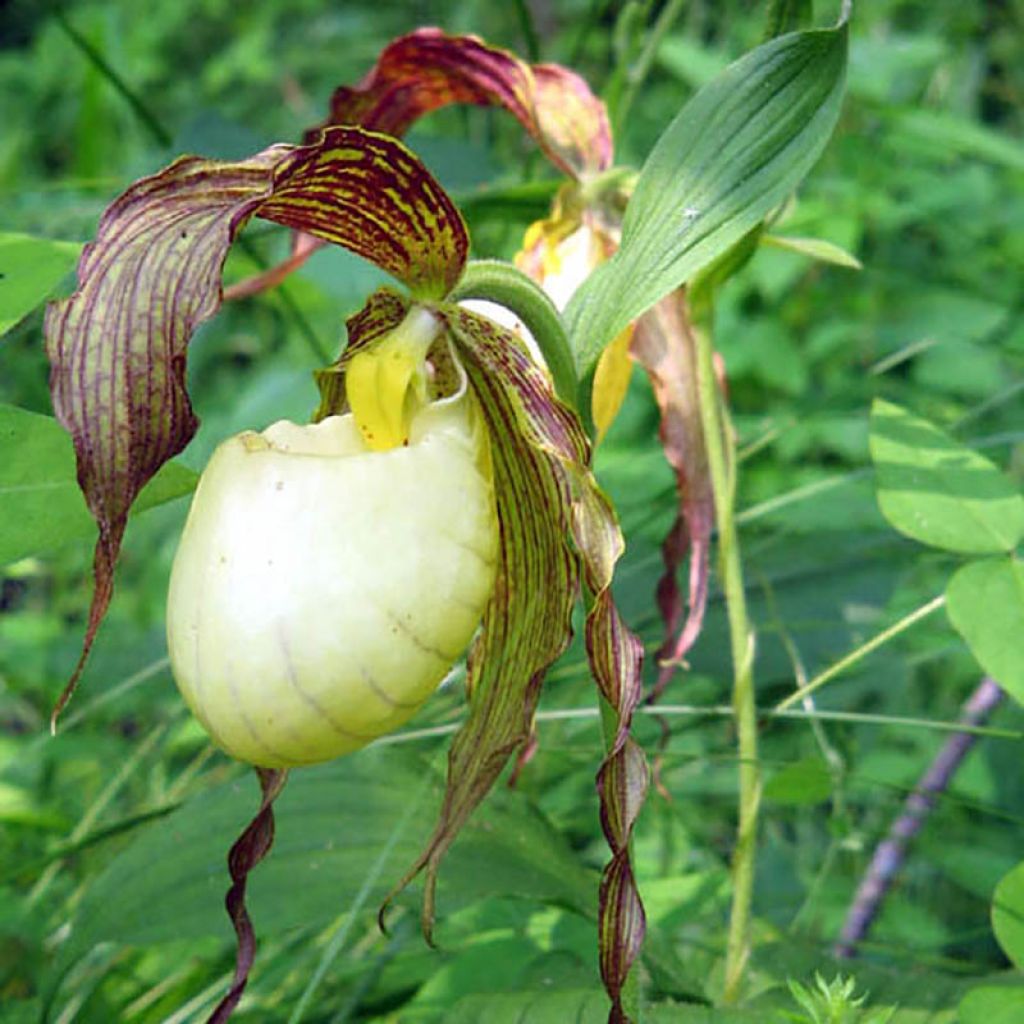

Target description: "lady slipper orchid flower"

left=167, top=307, right=499, bottom=768
left=231, top=28, right=712, bottom=703
left=46, top=124, right=643, bottom=1023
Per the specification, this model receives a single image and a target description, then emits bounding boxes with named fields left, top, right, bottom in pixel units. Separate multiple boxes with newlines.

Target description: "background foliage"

left=2, top=0, right=1023, bottom=1021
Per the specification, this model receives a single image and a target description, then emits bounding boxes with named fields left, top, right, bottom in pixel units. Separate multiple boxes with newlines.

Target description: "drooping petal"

left=532, top=63, right=613, bottom=175
left=382, top=305, right=580, bottom=935
left=208, top=767, right=288, bottom=1024
left=383, top=304, right=647, bottom=1023
left=235, top=31, right=613, bottom=302
left=630, top=292, right=715, bottom=702
left=311, top=28, right=610, bottom=179
left=569, top=457, right=648, bottom=1024
left=45, top=127, right=467, bottom=723
left=260, top=129, right=467, bottom=299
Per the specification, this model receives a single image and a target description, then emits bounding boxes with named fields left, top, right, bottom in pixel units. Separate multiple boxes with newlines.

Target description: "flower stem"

left=691, top=316, right=759, bottom=1005
left=449, top=259, right=578, bottom=411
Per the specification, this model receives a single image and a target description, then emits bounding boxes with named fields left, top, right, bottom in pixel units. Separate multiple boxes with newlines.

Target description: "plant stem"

left=691, top=315, right=759, bottom=1005
left=449, top=259, right=578, bottom=410
left=775, top=594, right=947, bottom=712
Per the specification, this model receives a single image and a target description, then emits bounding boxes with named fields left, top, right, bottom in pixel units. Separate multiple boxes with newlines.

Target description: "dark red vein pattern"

left=207, top=767, right=288, bottom=1024
left=45, top=127, right=468, bottom=722
left=381, top=305, right=579, bottom=936
left=379, top=304, right=647, bottom=1024
left=312, top=28, right=611, bottom=180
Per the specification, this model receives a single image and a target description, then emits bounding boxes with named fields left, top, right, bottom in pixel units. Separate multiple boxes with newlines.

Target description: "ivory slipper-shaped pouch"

left=167, top=338, right=497, bottom=768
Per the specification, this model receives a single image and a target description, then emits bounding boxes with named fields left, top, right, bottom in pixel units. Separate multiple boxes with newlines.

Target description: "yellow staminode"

left=345, top=306, right=441, bottom=451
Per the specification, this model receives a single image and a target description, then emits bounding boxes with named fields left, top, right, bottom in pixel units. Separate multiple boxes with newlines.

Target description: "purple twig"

left=208, top=766, right=289, bottom=1023
left=834, top=677, right=1003, bottom=959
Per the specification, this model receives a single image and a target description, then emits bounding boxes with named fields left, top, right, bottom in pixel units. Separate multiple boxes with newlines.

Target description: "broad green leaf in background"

left=992, top=861, right=1024, bottom=970
left=763, top=757, right=833, bottom=805
left=0, top=404, right=197, bottom=566
left=56, top=748, right=596, bottom=973
left=959, top=986, right=1024, bottom=1024
left=946, top=559, right=1024, bottom=706
left=566, top=17, right=848, bottom=372
left=449, top=988, right=610, bottom=1024
left=0, top=233, right=82, bottom=336
left=449, top=991, right=762, bottom=1023
left=869, top=399, right=1024, bottom=555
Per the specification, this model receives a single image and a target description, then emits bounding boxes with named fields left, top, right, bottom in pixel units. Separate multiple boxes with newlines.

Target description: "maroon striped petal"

left=376, top=303, right=646, bottom=1023
left=380, top=304, right=581, bottom=934
left=229, top=31, right=612, bottom=304
left=45, top=127, right=467, bottom=724
left=313, top=28, right=610, bottom=179
left=572, top=466, right=648, bottom=1024
left=630, top=292, right=714, bottom=702
left=532, top=63, right=613, bottom=175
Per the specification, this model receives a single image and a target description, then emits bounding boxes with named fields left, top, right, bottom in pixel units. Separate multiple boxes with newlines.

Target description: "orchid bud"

left=166, top=312, right=498, bottom=768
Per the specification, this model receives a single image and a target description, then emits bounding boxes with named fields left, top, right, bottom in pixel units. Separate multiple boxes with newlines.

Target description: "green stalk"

left=449, top=259, right=578, bottom=410
left=692, top=321, right=760, bottom=1005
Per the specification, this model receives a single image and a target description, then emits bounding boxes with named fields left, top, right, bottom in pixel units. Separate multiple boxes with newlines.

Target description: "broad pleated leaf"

left=312, top=28, right=610, bottom=179
left=55, top=747, right=595, bottom=984
left=566, top=18, right=848, bottom=373
left=629, top=294, right=714, bottom=701
left=44, top=126, right=468, bottom=723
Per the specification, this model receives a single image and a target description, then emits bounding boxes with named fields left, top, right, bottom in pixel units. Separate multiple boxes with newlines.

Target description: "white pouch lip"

left=166, top=349, right=497, bottom=769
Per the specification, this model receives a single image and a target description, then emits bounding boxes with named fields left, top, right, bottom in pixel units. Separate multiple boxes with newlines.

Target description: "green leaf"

left=566, top=17, right=848, bottom=372
left=869, top=399, right=1024, bottom=554
left=764, top=757, right=833, bottom=805
left=947, top=559, right=1024, bottom=705
left=0, top=233, right=82, bottom=336
left=449, top=991, right=768, bottom=1023
left=763, top=0, right=814, bottom=39
left=449, top=989, right=610, bottom=1023
left=992, top=861, right=1024, bottom=969
left=762, top=233, right=862, bottom=269
left=0, top=403, right=196, bottom=566
left=56, top=747, right=595, bottom=969
left=959, top=986, right=1024, bottom=1024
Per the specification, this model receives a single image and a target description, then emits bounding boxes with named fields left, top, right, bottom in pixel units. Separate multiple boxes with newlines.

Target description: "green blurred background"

left=1, top=1, right=1023, bottom=1021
